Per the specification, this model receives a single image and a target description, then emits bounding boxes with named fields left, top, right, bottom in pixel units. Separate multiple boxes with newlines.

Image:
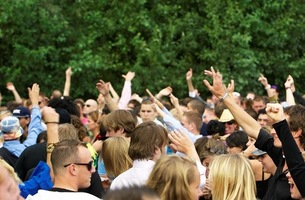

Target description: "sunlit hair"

left=128, top=121, right=168, bottom=160
left=0, top=158, right=21, bottom=184
left=88, top=110, right=100, bottom=123
left=284, top=105, right=305, bottom=148
left=209, top=154, right=256, bottom=200
left=103, top=110, right=137, bottom=138
left=101, top=137, right=132, bottom=177
left=58, top=123, right=79, bottom=141
left=195, top=137, right=227, bottom=163
left=146, top=155, right=198, bottom=200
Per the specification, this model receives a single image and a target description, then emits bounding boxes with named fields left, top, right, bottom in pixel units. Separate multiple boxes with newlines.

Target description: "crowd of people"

left=0, top=66, right=305, bottom=200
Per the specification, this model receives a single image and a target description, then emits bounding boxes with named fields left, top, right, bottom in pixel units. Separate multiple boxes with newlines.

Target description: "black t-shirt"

left=0, top=147, right=18, bottom=167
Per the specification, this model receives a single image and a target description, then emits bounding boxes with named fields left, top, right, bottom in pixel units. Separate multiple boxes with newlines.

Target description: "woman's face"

left=286, top=171, right=302, bottom=199
left=189, top=167, right=203, bottom=200
left=87, top=115, right=98, bottom=131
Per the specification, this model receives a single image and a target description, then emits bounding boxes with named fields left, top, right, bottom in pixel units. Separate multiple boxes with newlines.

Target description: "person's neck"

left=92, top=128, right=100, bottom=137
left=53, top=177, right=78, bottom=192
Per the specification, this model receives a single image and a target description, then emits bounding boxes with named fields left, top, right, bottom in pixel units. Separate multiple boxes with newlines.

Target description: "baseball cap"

left=0, top=116, right=23, bottom=138
left=251, top=149, right=267, bottom=157
left=13, top=106, right=31, bottom=118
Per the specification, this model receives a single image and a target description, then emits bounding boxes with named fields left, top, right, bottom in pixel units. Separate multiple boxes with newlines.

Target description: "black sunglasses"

left=64, top=160, right=93, bottom=171
left=224, top=120, right=235, bottom=125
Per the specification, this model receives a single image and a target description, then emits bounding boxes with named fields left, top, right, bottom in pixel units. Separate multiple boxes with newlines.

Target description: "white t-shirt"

left=26, top=190, right=100, bottom=200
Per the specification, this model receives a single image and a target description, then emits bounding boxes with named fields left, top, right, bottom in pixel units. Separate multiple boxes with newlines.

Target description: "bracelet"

left=46, top=143, right=57, bottom=153
left=285, top=87, right=291, bottom=90
left=219, top=93, right=228, bottom=102
left=45, top=121, right=59, bottom=124
left=265, top=84, right=271, bottom=90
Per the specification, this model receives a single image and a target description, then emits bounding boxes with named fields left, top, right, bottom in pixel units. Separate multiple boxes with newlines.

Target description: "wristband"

left=219, top=93, right=228, bottom=102
left=45, top=121, right=59, bottom=124
left=265, top=84, right=271, bottom=90
left=285, top=86, right=291, bottom=90
left=47, top=143, right=57, bottom=153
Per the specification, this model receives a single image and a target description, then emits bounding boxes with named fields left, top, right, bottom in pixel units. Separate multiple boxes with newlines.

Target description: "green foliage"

left=0, top=0, right=305, bottom=103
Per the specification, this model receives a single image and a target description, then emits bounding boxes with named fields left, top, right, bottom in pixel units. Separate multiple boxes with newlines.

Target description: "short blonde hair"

left=209, top=154, right=256, bottom=200
left=101, top=137, right=132, bottom=177
left=146, top=155, right=198, bottom=200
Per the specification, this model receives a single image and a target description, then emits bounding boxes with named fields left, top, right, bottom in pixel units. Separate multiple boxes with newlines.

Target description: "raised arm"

left=155, top=86, right=172, bottom=100
left=258, top=74, right=274, bottom=99
left=63, top=67, right=72, bottom=96
left=284, top=75, right=296, bottom=106
left=42, top=106, right=60, bottom=181
left=108, top=83, right=120, bottom=103
left=203, top=67, right=261, bottom=139
left=118, top=71, right=135, bottom=109
left=169, top=93, right=183, bottom=121
left=266, top=103, right=305, bottom=197
left=186, top=68, right=196, bottom=95
left=96, top=80, right=119, bottom=111
left=6, top=82, right=22, bottom=104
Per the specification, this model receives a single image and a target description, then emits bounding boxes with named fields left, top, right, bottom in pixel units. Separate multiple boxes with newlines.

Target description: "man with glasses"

left=83, top=99, right=98, bottom=115
left=26, top=139, right=100, bottom=200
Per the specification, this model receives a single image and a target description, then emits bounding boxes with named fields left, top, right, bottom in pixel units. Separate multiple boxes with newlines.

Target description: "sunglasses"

left=64, top=160, right=93, bottom=171
left=224, top=120, right=235, bottom=125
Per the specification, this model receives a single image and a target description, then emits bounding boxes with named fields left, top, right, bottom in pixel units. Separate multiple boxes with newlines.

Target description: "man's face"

left=83, top=100, right=97, bottom=114
left=38, top=95, right=48, bottom=109
left=257, top=114, right=270, bottom=128
left=18, top=117, right=30, bottom=129
left=203, top=109, right=216, bottom=124
left=252, top=100, right=265, bottom=113
left=180, top=116, right=192, bottom=133
left=270, top=128, right=282, bottom=147
left=106, top=128, right=124, bottom=138
left=77, top=146, right=95, bottom=189
left=257, top=154, right=276, bottom=175
left=140, top=104, right=156, bottom=122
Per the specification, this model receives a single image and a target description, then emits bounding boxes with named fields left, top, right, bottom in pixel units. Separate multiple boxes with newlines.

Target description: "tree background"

left=1, top=0, right=305, bottom=103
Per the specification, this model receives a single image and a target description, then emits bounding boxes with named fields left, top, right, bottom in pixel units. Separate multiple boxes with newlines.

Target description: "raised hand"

left=186, top=68, right=193, bottom=80
left=6, top=82, right=16, bottom=91
left=96, top=80, right=110, bottom=96
left=66, top=67, right=72, bottom=77
left=265, top=103, right=285, bottom=123
left=168, top=129, right=194, bottom=154
left=122, top=71, right=135, bottom=82
left=284, top=75, right=294, bottom=89
left=258, top=74, right=269, bottom=87
left=203, top=67, right=227, bottom=99
left=158, top=86, right=172, bottom=97
left=169, top=93, right=179, bottom=107
left=28, top=83, right=40, bottom=106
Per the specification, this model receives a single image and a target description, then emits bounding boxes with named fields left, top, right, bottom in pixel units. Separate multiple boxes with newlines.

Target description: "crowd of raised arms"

left=0, top=66, right=305, bottom=200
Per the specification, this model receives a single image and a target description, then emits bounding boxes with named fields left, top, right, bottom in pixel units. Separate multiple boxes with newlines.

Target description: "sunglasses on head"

left=64, top=160, right=93, bottom=171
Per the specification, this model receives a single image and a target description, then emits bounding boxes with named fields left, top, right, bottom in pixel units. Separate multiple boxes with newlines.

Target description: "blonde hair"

left=146, top=155, right=198, bottom=200
left=0, top=159, right=21, bottom=184
left=209, top=154, right=256, bottom=200
left=101, top=137, right=132, bottom=177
